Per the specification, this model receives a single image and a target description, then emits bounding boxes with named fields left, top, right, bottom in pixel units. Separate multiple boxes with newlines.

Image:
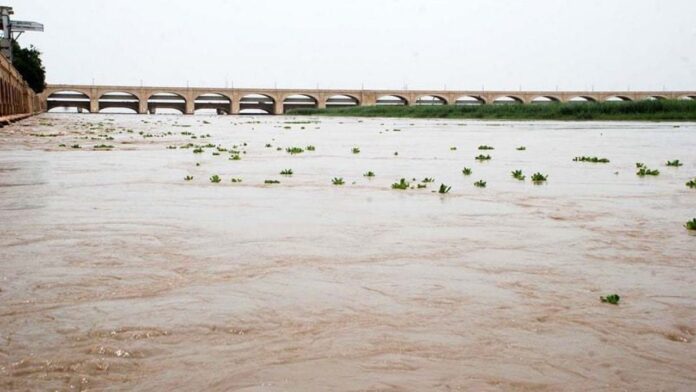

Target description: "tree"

left=11, top=41, right=46, bottom=93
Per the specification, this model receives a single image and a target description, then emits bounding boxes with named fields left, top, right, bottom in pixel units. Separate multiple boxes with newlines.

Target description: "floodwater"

left=1, top=113, right=695, bottom=391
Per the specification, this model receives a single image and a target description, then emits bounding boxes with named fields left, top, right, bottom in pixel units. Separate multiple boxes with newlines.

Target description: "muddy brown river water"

left=0, top=114, right=695, bottom=391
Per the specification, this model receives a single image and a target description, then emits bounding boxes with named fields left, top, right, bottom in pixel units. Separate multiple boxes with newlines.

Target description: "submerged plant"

left=636, top=167, right=659, bottom=176
left=475, top=154, right=492, bottom=161
left=184, top=175, right=193, bottom=181
left=280, top=169, right=293, bottom=176
left=573, top=156, right=610, bottom=163
left=474, top=180, right=487, bottom=188
left=462, top=167, right=472, bottom=175
left=478, top=145, right=495, bottom=150
left=363, top=171, right=375, bottom=177
left=332, top=177, right=345, bottom=185
left=511, top=170, right=525, bottom=180
left=516, top=146, right=526, bottom=151
left=438, top=184, right=451, bottom=194
left=352, top=147, right=360, bottom=154
left=391, top=178, right=410, bottom=190
left=600, top=294, right=620, bottom=305
left=210, top=175, right=221, bottom=183
left=666, top=159, right=683, bottom=167
left=286, top=147, right=304, bottom=154
left=531, top=172, right=548, bottom=183
left=686, top=218, right=696, bottom=230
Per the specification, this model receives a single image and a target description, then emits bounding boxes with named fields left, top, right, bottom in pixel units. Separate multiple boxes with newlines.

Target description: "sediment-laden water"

left=1, top=114, right=695, bottom=391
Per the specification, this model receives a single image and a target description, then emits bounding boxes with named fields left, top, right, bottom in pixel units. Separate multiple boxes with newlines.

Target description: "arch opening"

left=99, top=92, right=140, bottom=113
left=531, top=96, right=560, bottom=104
left=678, top=95, right=696, bottom=101
left=493, top=96, right=524, bottom=104
left=642, top=95, right=666, bottom=101
left=47, top=90, right=91, bottom=112
left=326, top=94, right=359, bottom=108
left=239, top=94, right=275, bottom=115
left=455, top=96, right=485, bottom=105
left=376, top=95, right=408, bottom=106
left=147, top=92, right=187, bottom=114
left=568, top=96, right=597, bottom=103
left=605, top=96, right=632, bottom=102
left=282, top=94, right=318, bottom=113
left=415, top=95, right=447, bottom=105
left=194, top=93, right=231, bottom=115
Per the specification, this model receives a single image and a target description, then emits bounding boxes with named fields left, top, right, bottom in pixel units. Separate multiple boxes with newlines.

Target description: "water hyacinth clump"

left=93, top=144, right=113, bottom=150
left=531, top=172, right=548, bottom=183
left=636, top=162, right=645, bottom=168
left=264, top=179, right=280, bottom=184
left=573, top=156, right=610, bottom=163
left=511, top=170, right=525, bottom=180
left=280, top=169, right=293, bottom=176
left=332, top=177, right=345, bottom=185
left=516, top=146, right=526, bottom=151
left=352, top=147, right=360, bottom=154
left=475, top=154, right=491, bottom=161
left=230, top=178, right=242, bottom=183
left=391, top=178, right=410, bottom=190
left=306, top=145, right=316, bottom=151
left=600, top=294, right=621, bottom=305
left=184, top=175, right=193, bottom=181
left=686, top=178, right=696, bottom=188
left=229, top=155, right=241, bottom=161
left=209, top=175, right=221, bottom=183
left=363, top=171, right=375, bottom=177
left=462, top=167, right=472, bottom=175
left=438, top=184, right=451, bottom=194
left=637, top=167, right=659, bottom=176
left=286, top=147, right=304, bottom=154
left=474, top=180, right=487, bottom=188
left=450, top=146, right=457, bottom=151
left=193, top=147, right=203, bottom=154
left=71, top=144, right=81, bottom=149
left=685, top=218, right=696, bottom=230
left=422, top=177, right=435, bottom=183
left=666, top=159, right=683, bottom=167
left=478, top=145, right=495, bottom=150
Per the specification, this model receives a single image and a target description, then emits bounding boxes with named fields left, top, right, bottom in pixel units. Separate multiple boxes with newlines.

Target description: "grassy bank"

left=288, top=99, right=696, bottom=121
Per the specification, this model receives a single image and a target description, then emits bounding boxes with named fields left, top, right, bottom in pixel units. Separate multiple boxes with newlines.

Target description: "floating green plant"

left=58, top=144, right=66, bottom=147
left=231, top=178, right=242, bottom=183
left=229, top=155, right=241, bottom=161
left=511, top=170, right=525, bottom=180
left=394, top=152, right=398, bottom=156
left=286, top=147, right=304, bottom=154
left=352, top=147, right=360, bottom=154
left=280, top=169, right=293, bottom=175
left=210, top=175, right=221, bottom=183
left=265, top=143, right=272, bottom=148
left=474, top=180, right=487, bottom=188
left=636, top=162, right=645, bottom=168
left=600, top=294, right=620, bottom=305
left=438, top=184, right=451, bottom=194
left=636, top=167, right=659, bottom=176
left=686, top=218, right=696, bottom=230
left=93, top=144, right=113, bottom=149
left=167, top=145, right=177, bottom=149
left=71, top=144, right=81, bottom=149
left=686, top=178, right=696, bottom=188
left=212, top=152, right=220, bottom=156
left=417, top=184, right=427, bottom=189
left=363, top=171, right=375, bottom=177
left=193, top=148, right=203, bottom=153
left=462, top=167, right=472, bottom=175
left=475, top=154, right=491, bottom=161
left=422, top=177, right=435, bottom=183
left=306, top=145, right=316, bottom=151
left=531, top=172, right=548, bottom=183
left=516, top=146, right=526, bottom=151
left=478, top=145, right=495, bottom=150
left=184, top=175, right=193, bottom=181
left=391, top=178, right=410, bottom=190
left=450, top=146, right=457, bottom=151
left=666, top=159, right=683, bottom=167
left=332, top=177, right=345, bottom=185
left=573, top=156, right=610, bottom=163
left=264, top=179, right=280, bottom=184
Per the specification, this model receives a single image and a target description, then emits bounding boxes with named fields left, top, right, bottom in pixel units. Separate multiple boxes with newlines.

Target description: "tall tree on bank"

left=11, top=41, right=46, bottom=93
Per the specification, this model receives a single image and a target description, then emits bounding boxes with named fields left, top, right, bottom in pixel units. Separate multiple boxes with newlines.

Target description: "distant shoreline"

left=289, top=100, right=696, bottom=121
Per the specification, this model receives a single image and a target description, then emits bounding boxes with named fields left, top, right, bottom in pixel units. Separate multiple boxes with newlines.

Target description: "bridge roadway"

left=42, top=84, right=696, bottom=115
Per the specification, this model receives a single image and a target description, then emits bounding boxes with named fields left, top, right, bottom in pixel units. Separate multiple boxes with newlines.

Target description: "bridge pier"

left=184, top=100, right=194, bottom=115
left=89, top=98, right=99, bottom=113
left=274, top=103, right=284, bottom=115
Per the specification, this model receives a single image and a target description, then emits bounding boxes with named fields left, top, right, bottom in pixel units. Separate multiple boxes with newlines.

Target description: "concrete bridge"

left=42, top=84, right=696, bottom=115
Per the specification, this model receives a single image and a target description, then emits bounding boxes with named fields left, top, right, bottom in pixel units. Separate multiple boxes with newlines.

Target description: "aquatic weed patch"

left=600, top=294, right=620, bottom=305
left=511, top=170, right=525, bottom=180
left=666, top=159, right=683, bottom=167
left=531, top=172, right=548, bottom=183
left=363, top=171, right=375, bottom=177
left=438, top=184, right=451, bottom=194
left=332, top=177, right=345, bottom=185
left=391, top=178, right=410, bottom=190
left=475, top=154, right=492, bottom=161
left=573, top=156, right=610, bottom=163
left=478, top=145, right=495, bottom=150
left=280, top=169, right=293, bottom=176
left=286, top=147, right=304, bottom=154
left=462, top=167, right=472, bottom=175
left=686, top=219, right=696, bottom=230
left=210, top=175, right=221, bottom=183
left=637, top=167, right=659, bottom=176
left=474, top=180, right=487, bottom=188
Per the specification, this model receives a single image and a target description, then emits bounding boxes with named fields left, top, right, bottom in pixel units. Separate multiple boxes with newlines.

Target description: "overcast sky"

left=9, top=0, right=696, bottom=91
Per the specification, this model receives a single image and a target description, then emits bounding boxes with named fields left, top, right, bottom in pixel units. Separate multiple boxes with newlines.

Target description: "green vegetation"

left=450, top=146, right=457, bottom=151
left=511, top=170, right=525, bottom=180
left=306, top=145, right=316, bottom=151
left=600, top=294, right=621, bottom=305
left=573, top=156, right=610, bottom=163
left=666, top=159, right=683, bottom=167
left=265, top=143, right=272, bottom=148
left=516, top=146, right=526, bottom=151
left=462, top=167, right=472, bottom=175
left=12, top=41, right=46, bottom=93
left=280, top=169, right=293, bottom=175
left=231, top=178, right=242, bottom=183
left=193, top=147, right=203, bottom=153
left=184, top=175, right=193, bottom=181
left=264, top=179, right=280, bottom=184
left=686, top=178, right=696, bottom=188
left=422, top=177, right=435, bottom=183
left=474, top=180, right=487, bottom=188
left=478, top=145, right=494, bottom=150
left=332, top=177, right=345, bottom=185
left=352, top=147, right=361, bottom=154
left=286, top=147, right=304, bottom=154
left=363, top=171, right=375, bottom=177
left=636, top=162, right=645, bottom=168
left=637, top=167, right=659, bottom=176
left=417, top=183, right=427, bottom=189
left=93, top=144, right=113, bottom=149
left=438, top=184, right=451, bottom=194
left=289, top=100, right=696, bottom=121
left=686, top=218, right=696, bottom=230
left=391, top=178, right=410, bottom=190
left=71, top=144, right=81, bottom=149
left=393, top=151, right=399, bottom=156
left=475, top=154, right=492, bottom=161
left=531, top=172, right=548, bottom=183
left=210, top=175, right=221, bottom=183
left=229, top=154, right=241, bottom=160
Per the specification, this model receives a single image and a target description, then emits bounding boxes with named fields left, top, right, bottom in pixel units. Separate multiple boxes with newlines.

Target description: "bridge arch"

left=531, top=96, right=561, bottom=104
left=376, top=95, right=408, bottom=106
left=194, top=93, right=231, bottom=115
left=640, top=95, right=667, bottom=101
left=678, top=95, right=696, bottom=100
left=46, top=90, right=92, bottom=112
left=416, top=95, right=448, bottom=105
left=147, top=92, right=187, bottom=114
left=239, top=93, right=275, bottom=114
left=568, top=96, right=598, bottom=103
left=282, top=94, right=318, bottom=113
left=455, top=95, right=486, bottom=105
left=493, top=95, right=524, bottom=104
left=604, top=95, right=632, bottom=102
left=326, top=94, right=359, bottom=108
left=98, top=91, right=140, bottom=113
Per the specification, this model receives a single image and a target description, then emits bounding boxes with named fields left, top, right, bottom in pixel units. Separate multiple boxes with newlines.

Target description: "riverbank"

left=289, top=99, right=696, bottom=121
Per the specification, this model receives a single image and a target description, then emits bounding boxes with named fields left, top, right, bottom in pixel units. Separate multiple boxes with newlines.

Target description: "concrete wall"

left=0, top=53, right=44, bottom=123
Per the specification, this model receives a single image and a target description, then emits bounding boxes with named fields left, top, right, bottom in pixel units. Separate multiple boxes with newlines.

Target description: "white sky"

left=9, top=0, right=696, bottom=90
